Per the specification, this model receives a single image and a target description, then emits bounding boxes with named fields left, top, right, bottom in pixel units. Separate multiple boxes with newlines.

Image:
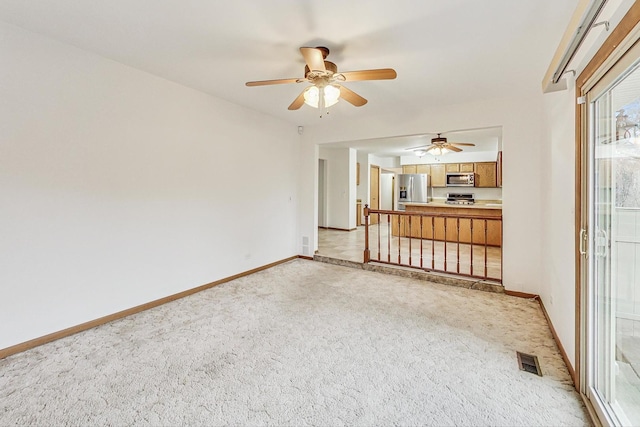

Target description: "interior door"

left=370, top=165, right=380, bottom=225
left=582, top=39, right=640, bottom=426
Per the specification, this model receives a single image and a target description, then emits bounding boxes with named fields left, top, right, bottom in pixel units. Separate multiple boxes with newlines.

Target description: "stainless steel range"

left=445, top=193, right=475, bottom=205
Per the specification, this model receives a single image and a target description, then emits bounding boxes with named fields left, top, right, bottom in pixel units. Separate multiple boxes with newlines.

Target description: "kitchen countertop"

left=404, top=202, right=502, bottom=210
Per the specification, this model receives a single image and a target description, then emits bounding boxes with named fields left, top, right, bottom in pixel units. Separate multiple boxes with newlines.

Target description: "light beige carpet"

left=0, top=259, right=589, bottom=426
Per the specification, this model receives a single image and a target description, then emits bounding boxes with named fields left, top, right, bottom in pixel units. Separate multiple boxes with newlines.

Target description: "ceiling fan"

left=245, top=46, right=397, bottom=115
left=409, top=134, right=476, bottom=156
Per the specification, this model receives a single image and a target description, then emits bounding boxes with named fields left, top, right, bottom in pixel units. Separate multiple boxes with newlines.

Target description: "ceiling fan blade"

left=340, top=68, right=397, bottom=81
left=449, top=142, right=476, bottom=146
left=288, top=90, right=306, bottom=110
left=300, top=47, right=326, bottom=72
left=446, top=145, right=463, bottom=152
left=339, top=86, right=368, bottom=107
left=246, top=78, right=302, bottom=87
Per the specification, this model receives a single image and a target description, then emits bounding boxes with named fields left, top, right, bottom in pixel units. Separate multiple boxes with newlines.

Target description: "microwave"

left=446, top=172, right=475, bottom=187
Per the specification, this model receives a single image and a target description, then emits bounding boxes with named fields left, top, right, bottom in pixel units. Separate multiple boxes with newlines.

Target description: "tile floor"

left=317, top=224, right=502, bottom=282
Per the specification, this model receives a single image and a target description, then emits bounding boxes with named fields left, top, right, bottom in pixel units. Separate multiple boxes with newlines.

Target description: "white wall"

left=534, top=0, right=637, bottom=375
left=371, top=155, right=400, bottom=169
left=0, top=22, right=299, bottom=349
left=318, top=147, right=356, bottom=230
left=400, top=151, right=499, bottom=165
left=299, top=93, right=545, bottom=295
left=540, top=78, right=580, bottom=370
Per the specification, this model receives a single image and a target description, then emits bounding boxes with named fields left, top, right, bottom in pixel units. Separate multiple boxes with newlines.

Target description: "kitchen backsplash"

left=431, top=187, right=502, bottom=201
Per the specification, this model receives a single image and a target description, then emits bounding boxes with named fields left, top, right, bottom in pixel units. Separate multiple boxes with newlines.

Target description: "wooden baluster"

left=420, top=216, right=424, bottom=269
left=388, top=214, right=392, bottom=263
left=431, top=216, right=435, bottom=270
left=363, top=204, right=370, bottom=263
left=470, top=218, right=474, bottom=276
left=456, top=217, right=460, bottom=274
left=397, top=213, right=402, bottom=264
left=444, top=217, right=447, bottom=272
left=408, top=215, right=412, bottom=266
left=377, top=212, right=381, bottom=260
left=484, top=219, right=488, bottom=279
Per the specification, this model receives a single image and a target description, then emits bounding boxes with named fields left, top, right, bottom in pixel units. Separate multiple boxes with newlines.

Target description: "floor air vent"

left=517, top=351, right=542, bottom=376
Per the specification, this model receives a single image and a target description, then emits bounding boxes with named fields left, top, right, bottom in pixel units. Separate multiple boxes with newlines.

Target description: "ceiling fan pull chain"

left=319, top=87, right=325, bottom=118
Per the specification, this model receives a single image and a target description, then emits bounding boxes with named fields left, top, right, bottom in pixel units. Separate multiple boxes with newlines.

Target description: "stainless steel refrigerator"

left=397, top=173, right=431, bottom=211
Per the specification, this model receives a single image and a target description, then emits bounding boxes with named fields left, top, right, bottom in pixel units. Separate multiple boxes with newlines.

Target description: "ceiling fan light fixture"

left=303, top=84, right=340, bottom=108
left=324, top=84, right=341, bottom=106
left=430, top=146, right=450, bottom=156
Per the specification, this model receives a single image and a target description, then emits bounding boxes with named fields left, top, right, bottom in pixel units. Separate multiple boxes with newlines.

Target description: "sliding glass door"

left=584, top=41, right=640, bottom=426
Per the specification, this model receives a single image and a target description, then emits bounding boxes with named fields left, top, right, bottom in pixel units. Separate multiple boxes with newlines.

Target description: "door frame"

left=369, top=164, right=381, bottom=224
left=575, top=3, right=640, bottom=422
left=318, top=158, right=328, bottom=228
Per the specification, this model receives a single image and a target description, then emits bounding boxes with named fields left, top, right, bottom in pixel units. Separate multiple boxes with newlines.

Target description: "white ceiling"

left=0, top=0, right=579, bottom=155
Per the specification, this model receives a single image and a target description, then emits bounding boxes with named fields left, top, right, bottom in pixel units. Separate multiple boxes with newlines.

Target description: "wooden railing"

left=364, top=205, right=503, bottom=283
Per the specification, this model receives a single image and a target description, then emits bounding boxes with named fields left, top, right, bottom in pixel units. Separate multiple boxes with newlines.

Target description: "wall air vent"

left=517, top=351, right=542, bottom=376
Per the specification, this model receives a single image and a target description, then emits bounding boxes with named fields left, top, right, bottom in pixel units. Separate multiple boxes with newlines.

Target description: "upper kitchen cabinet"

left=401, top=161, right=497, bottom=187
left=460, top=163, right=474, bottom=172
left=402, top=165, right=417, bottom=174
left=475, top=162, right=498, bottom=187
left=416, top=164, right=431, bottom=175
left=445, top=163, right=474, bottom=173
left=430, top=164, right=446, bottom=187
left=403, top=164, right=430, bottom=174
left=445, top=163, right=459, bottom=173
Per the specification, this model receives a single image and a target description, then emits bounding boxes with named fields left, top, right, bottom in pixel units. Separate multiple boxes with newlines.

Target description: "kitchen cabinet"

left=402, top=162, right=498, bottom=187
left=402, top=165, right=417, bottom=174
left=402, top=164, right=430, bottom=174
left=392, top=204, right=502, bottom=246
left=475, top=162, right=498, bottom=188
left=460, top=163, right=474, bottom=172
left=445, top=163, right=473, bottom=173
left=430, top=164, right=446, bottom=187
left=416, top=164, right=431, bottom=175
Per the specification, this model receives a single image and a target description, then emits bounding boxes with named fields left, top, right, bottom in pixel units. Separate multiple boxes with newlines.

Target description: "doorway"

left=580, top=34, right=640, bottom=425
left=370, top=165, right=380, bottom=224
left=380, top=172, right=394, bottom=211
left=318, top=159, right=327, bottom=228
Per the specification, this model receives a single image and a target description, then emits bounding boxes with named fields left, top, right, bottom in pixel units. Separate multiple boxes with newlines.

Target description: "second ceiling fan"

left=410, top=134, right=476, bottom=156
left=245, top=46, right=397, bottom=115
